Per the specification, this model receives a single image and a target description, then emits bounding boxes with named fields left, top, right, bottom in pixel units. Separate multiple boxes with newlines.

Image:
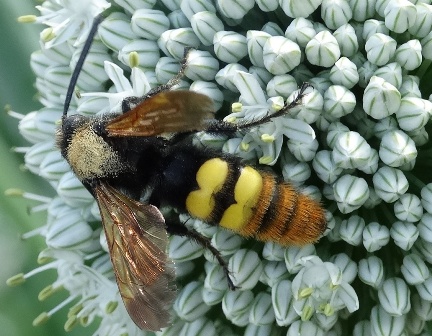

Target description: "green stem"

left=404, top=171, right=426, bottom=192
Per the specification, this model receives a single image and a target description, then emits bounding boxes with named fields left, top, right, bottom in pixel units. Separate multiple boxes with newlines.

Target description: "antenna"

left=63, top=13, right=105, bottom=118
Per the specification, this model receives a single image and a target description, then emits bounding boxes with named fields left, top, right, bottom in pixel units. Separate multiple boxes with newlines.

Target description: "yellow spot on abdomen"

left=186, top=158, right=228, bottom=220
left=220, top=167, right=263, bottom=231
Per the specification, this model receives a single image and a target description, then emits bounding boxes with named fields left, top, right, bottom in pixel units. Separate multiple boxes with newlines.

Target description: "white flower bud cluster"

left=10, top=0, right=432, bottom=334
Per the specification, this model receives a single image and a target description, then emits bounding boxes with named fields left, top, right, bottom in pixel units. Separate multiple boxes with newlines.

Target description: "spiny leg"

left=121, top=48, right=193, bottom=113
left=204, top=82, right=312, bottom=135
left=153, top=47, right=193, bottom=94
left=166, top=222, right=236, bottom=290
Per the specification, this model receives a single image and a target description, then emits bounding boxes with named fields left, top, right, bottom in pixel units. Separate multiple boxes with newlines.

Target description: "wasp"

left=58, top=14, right=326, bottom=331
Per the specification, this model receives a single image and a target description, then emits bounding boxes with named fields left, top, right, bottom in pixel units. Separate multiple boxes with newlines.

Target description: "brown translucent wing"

left=106, top=90, right=214, bottom=136
left=94, top=183, right=176, bottom=331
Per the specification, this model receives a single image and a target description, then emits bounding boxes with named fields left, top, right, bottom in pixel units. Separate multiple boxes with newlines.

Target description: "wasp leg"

left=150, top=47, right=192, bottom=95
left=166, top=222, right=237, bottom=290
left=121, top=48, right=193, bottom=113
left=205, top=82, right=312, bottom=135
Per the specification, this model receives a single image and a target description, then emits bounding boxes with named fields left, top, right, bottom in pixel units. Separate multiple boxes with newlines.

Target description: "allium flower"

left=19, top=0, right=110, bottom=48
left=8, top=0, right=432, bottom=335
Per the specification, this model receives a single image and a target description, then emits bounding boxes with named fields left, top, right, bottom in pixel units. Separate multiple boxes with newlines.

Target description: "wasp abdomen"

left=185, top=157, right=326, bottom=245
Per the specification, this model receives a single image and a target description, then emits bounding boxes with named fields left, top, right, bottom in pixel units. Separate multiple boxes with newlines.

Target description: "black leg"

left=145, top=47, right=192, bottom=98
left=166, top=222, right=237, bottom=290
left=204, top=82, right=312, bottom=135
left=120, top=48, right=193, bottom=113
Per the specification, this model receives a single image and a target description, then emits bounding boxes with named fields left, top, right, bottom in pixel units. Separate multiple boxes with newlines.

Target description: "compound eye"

left=62, top=114, right=88, bottom=133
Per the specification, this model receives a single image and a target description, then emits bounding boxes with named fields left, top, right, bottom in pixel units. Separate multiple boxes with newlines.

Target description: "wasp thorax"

left=62, top=116, right=125, bottom=181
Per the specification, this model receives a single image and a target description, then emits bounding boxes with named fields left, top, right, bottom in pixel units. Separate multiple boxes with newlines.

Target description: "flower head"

left=290, top=256, right=358, bottom=320
left=9, top=0, right=432, bottom=334
left=20, top=0, right=110, bottom=48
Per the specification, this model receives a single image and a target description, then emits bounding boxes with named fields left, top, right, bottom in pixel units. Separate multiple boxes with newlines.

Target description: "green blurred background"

left=0, top=2, right=93, bottom=335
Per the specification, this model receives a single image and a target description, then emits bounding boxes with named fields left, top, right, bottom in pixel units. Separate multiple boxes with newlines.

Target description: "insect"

left=58, top=14, right=326, bottom=331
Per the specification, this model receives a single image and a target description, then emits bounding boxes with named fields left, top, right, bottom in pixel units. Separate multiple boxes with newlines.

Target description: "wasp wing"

left=94, top=183, right=176, bottom=331
left=106, top=90, right=214, bottom=136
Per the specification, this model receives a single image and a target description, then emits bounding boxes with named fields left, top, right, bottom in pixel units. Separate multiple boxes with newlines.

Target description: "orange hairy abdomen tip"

left=277, top=193, right=326, bottom=245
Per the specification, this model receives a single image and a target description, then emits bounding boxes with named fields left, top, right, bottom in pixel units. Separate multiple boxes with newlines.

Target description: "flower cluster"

left=8, top=0, right=432, bottom=335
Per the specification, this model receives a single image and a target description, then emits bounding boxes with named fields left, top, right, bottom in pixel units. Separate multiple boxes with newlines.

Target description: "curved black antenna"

left=63, top=13, right=105, bottom=118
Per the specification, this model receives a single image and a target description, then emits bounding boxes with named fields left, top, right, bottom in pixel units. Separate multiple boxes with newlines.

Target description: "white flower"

left=394, top=193, right=423, bottom=223
left=339, top=215, right=365, bottom=246
left=370, top=304, right=406, bottom=336
left=228, top=249, right=263, bottom=289
left=291, top=256, right=359, bottom=319
left=363, top=76, right=401, bottom=119
left=358, top=256, right=384, bottom=289
left=365, top=33, right=397, bottom=66
left=372, top=166, right=409, bottom=203
left=174, top=282, right=210, bottom=321
left=80, top=61, right=153, bottom=114
left=390, top=221, right=419, bottom=251
left=222, top=290, right=254, bottom=327
left=221, top=71, right=316, bottom=165
left=379, top=129, right=417, bottom=167
left=333, top=175, right=370, bottom=213
left=363, top=222, right=390, bottom=252
left=213, top=31, right=248, bottom=63
left=329, top=57, right=359, bottom=88
left=384, top=0, right=416, bottom=34
left=320, top=0, right=352, bottom=30
left=34, top=0, right=110, bottom=48
left=401, top=254, right=429, bottom=285
left=305, top=31, right=341, bottom=67
left=272, top=280, right=299, bottom=326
